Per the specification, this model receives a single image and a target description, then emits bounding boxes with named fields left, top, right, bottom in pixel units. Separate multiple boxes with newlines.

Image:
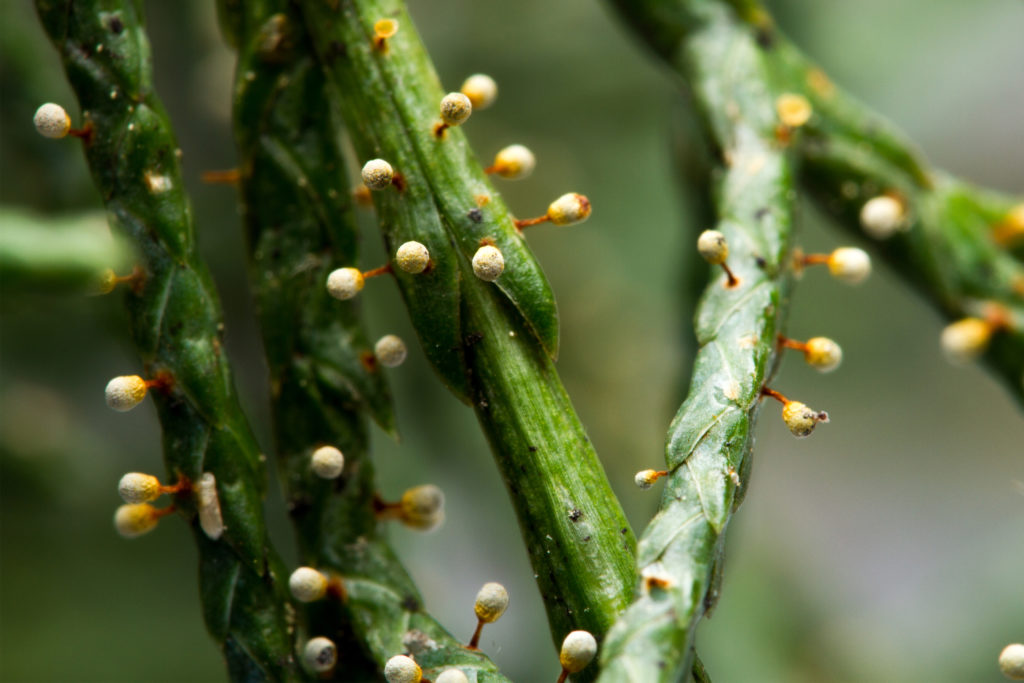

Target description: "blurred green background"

left=2, top=0, right=1022, bottom=681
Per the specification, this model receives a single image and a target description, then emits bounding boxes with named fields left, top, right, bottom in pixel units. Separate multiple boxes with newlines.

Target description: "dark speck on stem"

left=755, top=28, right=774, bottom=49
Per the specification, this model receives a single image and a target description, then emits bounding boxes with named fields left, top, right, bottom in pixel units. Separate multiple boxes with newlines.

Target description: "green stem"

left=599, top=1, right=799, bottom=680
left=218, top=3, right=509, bottom=679
left=298, top=0, right=637, bottom=657
left=34, top=1, right=301, bottom=679
left=460, top=261, right=637, bottom=643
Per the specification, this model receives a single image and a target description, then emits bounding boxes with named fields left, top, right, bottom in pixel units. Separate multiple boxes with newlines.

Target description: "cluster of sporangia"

left=101, top=374, right=229, bottom=540
left=287, top=572, right=597, bottom=681
left=326, top=22, right=590, bottom=305
left=633, top=93, right=1022, bottom=494
left=31, top=18, right=597, bottom=681
left=87, top=312, right=423, bottom=541
left=99, top=360, right=438, bottom=539
left=33, top=32, right=1023, bottom=681
left=318, top=29, right=593, bottom=679
left=33, top=93, right=428, bottom=545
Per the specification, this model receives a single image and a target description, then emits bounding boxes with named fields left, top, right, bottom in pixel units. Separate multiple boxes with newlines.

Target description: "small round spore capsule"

left=374, top=18, right=399, bottom=41
left=940, top=317, right=992, bottom=363
left=311, top=445, right=345, bottom=479
left=118, top=472, right=162, bottom=504
left=95, top=268, right=119, bottom=295
left=289, top=566, right=328, bottom=603
left=384, top=654, right=422, bottom=683
left=775, top=93, right=812, bottom=128
left=400, top=484, right=445, bottom=531
left=697, top=230, right=729, bottom=265
left=395, top=241, right=430, bottom=274
left=374, top=335, right=408, bottom=368
left=326, top=267, right=365, bottom=300
left=859, top=195, right=905, bottom=239
left=302, top=637, right=338, bottom=674
left=362, top=159, right=395, bottom=190
left=34, top=103, right=71, bottom=139
left=634, top=469, right=661, bottom=490
left=460, top=74, right=497, bottom=110
left=105, top=375, right=149, bottom=412
left=559, top=630, right=598, bottom=674
left=440, top=92, right=473, bottom=126
left=547, top=193, right=591, bottom=226
left=491, top=144, right=536, bottom=180
left=782, top=401, right=828, bottom=438
left=114, top=503, right=164, bottom=538
left=472, top=245, right=504, bottom=282
left=803, top=337, right=843, bottom=372
left=827, top=247, right=871, bottom=285
left=435, top=670, right=470, bottom=683
left=474, top=582, right=509, bottom=623
left=1000, top=643, right=1024, bottom=680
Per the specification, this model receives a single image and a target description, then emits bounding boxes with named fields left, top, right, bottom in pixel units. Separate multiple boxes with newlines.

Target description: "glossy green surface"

left=219, top=2, right=509, bottom=679
left=34, top=1, right=301, bottom=679
left=298, top=0, right=637, bottom=665
left=600, top=2, right=797, bottom=680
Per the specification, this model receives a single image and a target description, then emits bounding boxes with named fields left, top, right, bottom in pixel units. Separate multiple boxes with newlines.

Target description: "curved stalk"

left=297, top=0, right=637, bottom=659
left=34, top=0, right=301, bottom=678
left=218, top=2, right=509, bottom=679
left=599, top=1, right=799, bottom=679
